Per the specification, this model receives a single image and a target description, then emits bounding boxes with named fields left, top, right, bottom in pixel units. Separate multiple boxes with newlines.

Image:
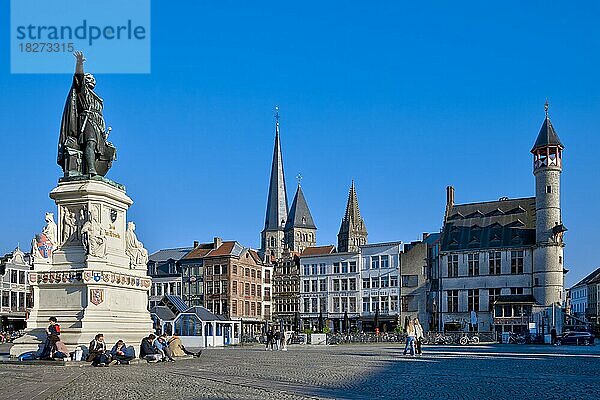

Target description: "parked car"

left=556, top=331, right=595, bottom=346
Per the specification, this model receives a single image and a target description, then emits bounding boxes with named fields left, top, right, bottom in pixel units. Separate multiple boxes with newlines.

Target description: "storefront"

left=492, top=295, right=535, bottom=335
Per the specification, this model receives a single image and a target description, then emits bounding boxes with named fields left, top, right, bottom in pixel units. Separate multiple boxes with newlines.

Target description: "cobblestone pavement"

left=1, top=343, right=599, bottom=399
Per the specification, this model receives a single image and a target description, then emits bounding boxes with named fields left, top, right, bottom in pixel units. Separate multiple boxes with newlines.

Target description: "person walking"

left=265, top=329, right=273, bottom=351
left=403, top=319, right=416, bottom=356
left=274, top=329, right=281, bottom=351
left=414, top=318, right=424, bottom=355
left=551, top=328, right=557, bottom=346
left=280, top=330, right=287, bottom=351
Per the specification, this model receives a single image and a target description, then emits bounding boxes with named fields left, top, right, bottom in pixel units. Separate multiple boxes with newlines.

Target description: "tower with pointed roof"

left=337, top=181, right=368, bottom=253
left=284, top=183, right=317, bottom=254
left=532, top=102, right=566, bottom=307
left=261, top=107, right=289, bottom=261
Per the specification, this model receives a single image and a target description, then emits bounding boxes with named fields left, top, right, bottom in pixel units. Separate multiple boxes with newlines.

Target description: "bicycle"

left=458, top=333, right=480, bottom=345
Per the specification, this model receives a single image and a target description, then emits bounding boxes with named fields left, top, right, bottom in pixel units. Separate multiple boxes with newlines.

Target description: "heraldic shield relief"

left=35, top=233, right=54, bottom=258
left=90, top=288, right=105, bottom=305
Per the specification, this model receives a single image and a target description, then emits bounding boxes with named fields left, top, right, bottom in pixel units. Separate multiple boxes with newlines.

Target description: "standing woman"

left=403, top=318, right=416, bottom=356
left=40, top=317, right=61, bottom=359
left=414, top=318, right=424, bottom=355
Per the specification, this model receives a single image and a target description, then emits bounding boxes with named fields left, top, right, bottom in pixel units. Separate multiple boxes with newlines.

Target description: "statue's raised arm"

left=57, top=51, right=116, bottom=179
left=74, top=51, right=85, bottom=75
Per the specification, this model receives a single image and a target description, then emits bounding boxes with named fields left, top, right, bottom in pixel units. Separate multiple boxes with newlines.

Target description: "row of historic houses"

left=1, top=106, right=569, bottom=338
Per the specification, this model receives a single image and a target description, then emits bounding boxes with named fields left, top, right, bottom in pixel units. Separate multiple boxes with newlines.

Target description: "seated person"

left=110, top=340, right=134, bottom=364
left=154, top=333, right=175, bottom=361
left=140, top=334, right=162, bottom=363
left=87, top=333, right=111, bottom=366
left=53, top=340, right=71, bottom=360
left=168, top=335, right=202, bottom=358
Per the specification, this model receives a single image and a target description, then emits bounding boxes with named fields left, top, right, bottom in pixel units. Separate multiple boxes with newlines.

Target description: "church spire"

left=261, top=106, right=289, bottom=260
left=283, top=181, right=317, bottom=253
left=337, top=180, right=368, bottom=253
left=344, top=180, right=362, bottom=223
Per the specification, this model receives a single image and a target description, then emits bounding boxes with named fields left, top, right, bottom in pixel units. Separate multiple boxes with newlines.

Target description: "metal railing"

left=241, top=331, right=498, bottom=345
left=326, top=332, right=406, bottom=344
left=423, top=331, right=497, bottom=345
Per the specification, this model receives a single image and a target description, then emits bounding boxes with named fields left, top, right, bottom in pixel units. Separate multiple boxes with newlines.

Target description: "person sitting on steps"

left=87, top=333, right=112, bottom=366
left=140, top=334, right=162, bottom=363
left=110, top=340, right=134, bottom=365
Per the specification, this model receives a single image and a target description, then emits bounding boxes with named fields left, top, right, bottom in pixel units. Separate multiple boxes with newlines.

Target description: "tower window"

left=546, top=186, right=552, bottom=193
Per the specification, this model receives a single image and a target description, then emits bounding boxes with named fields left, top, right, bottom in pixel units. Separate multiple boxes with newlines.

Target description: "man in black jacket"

left=140, top=334, right=162, bottom=363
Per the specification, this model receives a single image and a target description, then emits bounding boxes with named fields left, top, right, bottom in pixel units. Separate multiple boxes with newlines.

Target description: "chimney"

left=213, top=237, right=222, bottom=249
left=422, top=232, right=429, bottom=241
left=193, top=240, right=199, bottom=248
left=446, top=186, right=455, bottom=207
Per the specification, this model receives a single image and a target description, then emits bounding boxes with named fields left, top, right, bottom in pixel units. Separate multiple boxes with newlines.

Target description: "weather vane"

left=544, top=98, right=549, bottom=117
left=296, top=173, right=302, bottom=186
left=274, top=105, right=280, bottom=124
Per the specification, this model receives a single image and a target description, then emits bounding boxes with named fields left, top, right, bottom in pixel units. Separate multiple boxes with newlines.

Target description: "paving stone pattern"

left=0, top=344, right=599, bottom=399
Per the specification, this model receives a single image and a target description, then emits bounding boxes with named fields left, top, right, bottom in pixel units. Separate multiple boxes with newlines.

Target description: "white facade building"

left=300, top=249, right=360, bottom=332
left=359, top=242, right=402, bottom=330
left=0, top=248, right=32, bottom=331
left=298, top=241, right=431, bottom=332
left=569, top=268, right=600, bottom=319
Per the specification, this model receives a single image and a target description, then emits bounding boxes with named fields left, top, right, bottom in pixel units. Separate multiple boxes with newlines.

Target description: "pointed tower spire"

left=261, top=106, right=289, bottom=260
left=532, top=100, right=563, bottom=152
left=337, top=180, right=368, bottom=253
left=284, top=181, right=317, bottom=253
left=344, top=180, right=363, bottom=222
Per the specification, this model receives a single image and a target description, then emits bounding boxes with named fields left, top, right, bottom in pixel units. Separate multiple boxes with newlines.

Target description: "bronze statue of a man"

left=58, top=51, right=116, bottom=177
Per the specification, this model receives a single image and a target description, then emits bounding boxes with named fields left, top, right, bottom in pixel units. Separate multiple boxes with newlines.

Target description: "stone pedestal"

left=11, top=178, right=153, bottom=357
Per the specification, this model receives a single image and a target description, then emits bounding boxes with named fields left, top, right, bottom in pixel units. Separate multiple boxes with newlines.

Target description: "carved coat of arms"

left=90, top=288, right=104, bottom=305
left=35, top=233, right=54, bottom=258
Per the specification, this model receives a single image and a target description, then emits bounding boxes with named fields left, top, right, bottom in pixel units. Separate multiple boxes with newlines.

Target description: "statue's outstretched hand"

left=73, top=51, right=86, bottom=63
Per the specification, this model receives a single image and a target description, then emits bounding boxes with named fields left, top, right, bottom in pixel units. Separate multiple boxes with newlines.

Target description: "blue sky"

left=0, top=1, right=598, bottom=286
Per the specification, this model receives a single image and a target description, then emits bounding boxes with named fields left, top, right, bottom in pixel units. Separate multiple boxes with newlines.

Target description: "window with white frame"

left=333, top=263, right=340, bottom=274
left=371, top=256, right=379, bottom=269
left=380, top=255, right=389, bottom=268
